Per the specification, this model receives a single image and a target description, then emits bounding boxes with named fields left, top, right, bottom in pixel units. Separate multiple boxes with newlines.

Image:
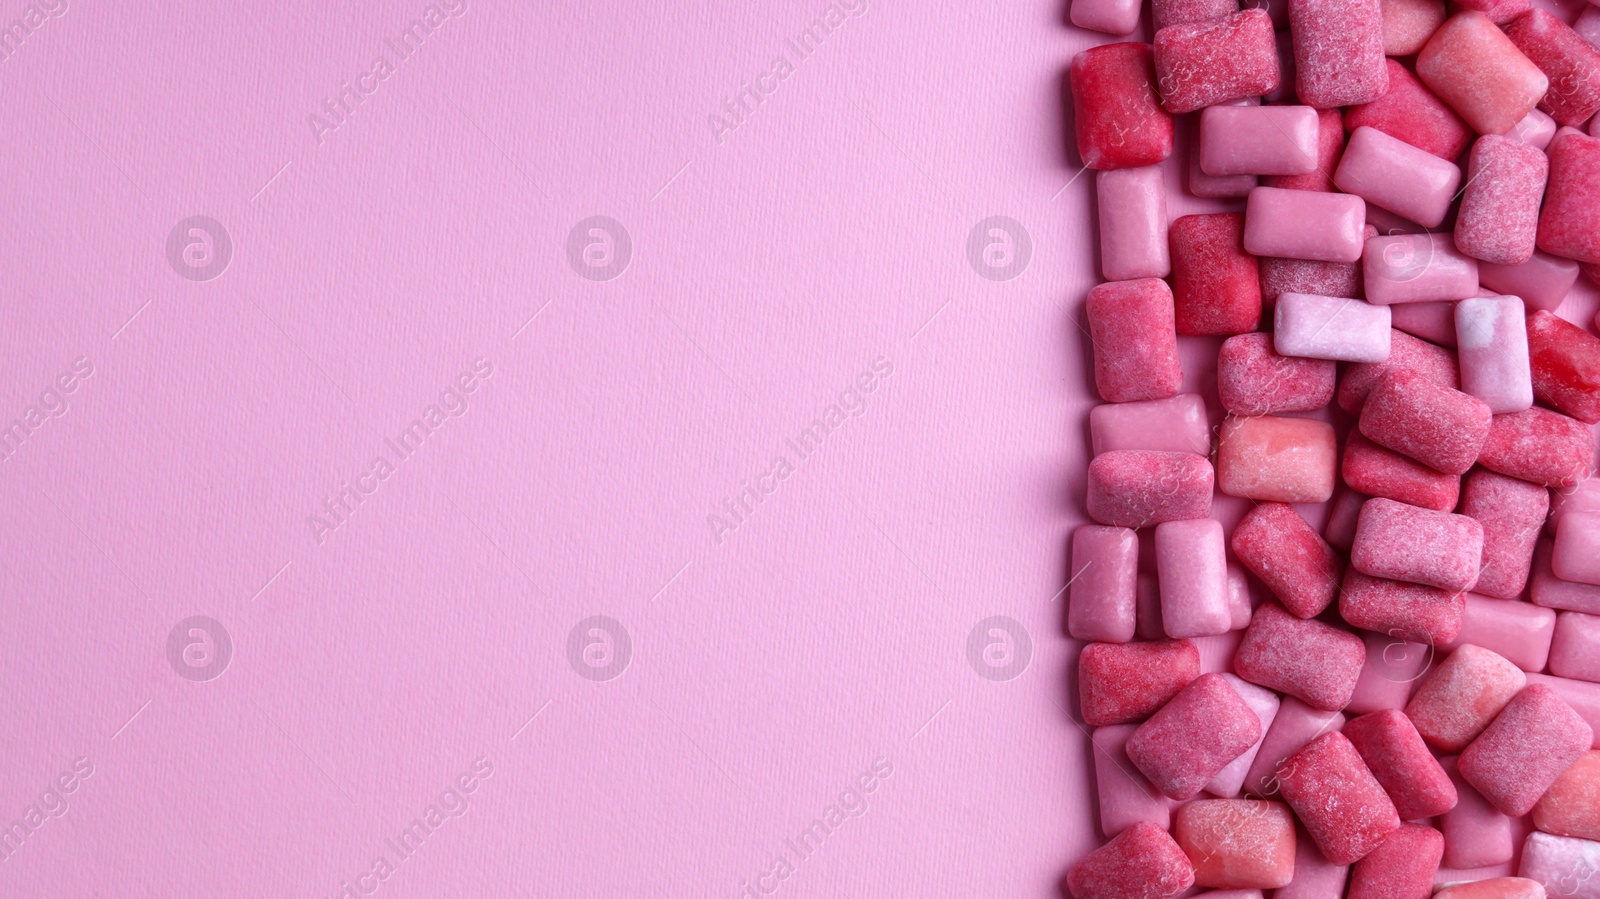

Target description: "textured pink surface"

left=1352, top=497, right=1485, bottom=592
left=1344, top=710, right=1458, bottom=821
left=1460, top=470, right=1550, bottom=599
left=1231, top=502, right=1342, bottom=619
left=1342, top=431, right=1462, bottom=511
left=1217, top=332, right=1337, bottom=415
left=1339, top=571, right=1466, bottom=645
left=1347, top=823, right=1444, bottom=899
left=1174, top=799, right=1296, bottom=888
left=1479, top=406, right=1596, bottom=488
left=1456, top=135, right=1549, bottom=266
left=1127, top=672, right=1264, bottom=799
left=1277, top=731, right=1401, bottom=865
left=1460, top=683, right=1594, bottom=816
left=1358, top=370, right=1491, bottom=475
left=1338, top=329, right=1459, bottom=415
left=1235, top=602, right=1365, bottom=711
left=1408, top=645, right=1528, bottom=752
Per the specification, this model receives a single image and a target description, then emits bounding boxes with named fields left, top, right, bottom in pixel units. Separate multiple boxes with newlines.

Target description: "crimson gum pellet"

left=1456, top=135, right=1550, bottom=267
left=1334, top=126, right=1461, bottom=230
left=1479, top=251, right=1581, bottom=314
left=1215, top=415, right=1337, bottom=503
left=1352, top=497, right=1484, bottom=592
left=1520, top=832, right=1600, bottom=899
left=1097, top=167, right=1170, bottom=281
left=1478, top=406, right=1596, bottom=490
left=1070, top=43, right=1175, bottom=170
left=1343, top=710, right=1458, bottom=820
left=1171, top=213, right=1262, bottom=335
left=1154, top=10, right=1280, bottom=114
left=1174, top=799, right=1296, bottom=888
left=1538, top=131, right=1600, bottom=265
left=1552, top=611, right=1600, bottom=683
left=1456, top=295, right=1535, bottom=414
left=1441, top=592, right=1557, bottom=672
left=1086, top=278, right=1183, bottom=403
left=1359, top=370, right=1491, bottom=475
left=1127, top=672, right=1265, bottom=799
left=1507, top=10, right=1600, bottom=127
left=1275, top=293, right=1392, bottom=362
left=1534, top=749, right=1600, bottom=840
left=1091, top=724, right=1170, bottom=835
left=1381, top=0, right=1446, bottom=56
left=1263, top=108, right=1345, bottom=194
left=1339, top=571, right=1465, bottom=645
left=1235, top=601, right=1365, bottom=710
left=1528, top=310, right=1600, bottom=424
left=1325, top=486, right=1368, bottom=553
left=1276, top=731, right=1401, bottom=865
left=1070, top=526, right=1139, bottom=643
left=1556, top=513, right=1600, bottom=587
left=1461, top=682, right=1594, bottom=816
left=1232, top=502, right=1342, bottom=619
left=1210, top=674, right=1280, bottom=795
left=1459, top=468, right=1550, bottom=599
left=1201, top=105, right=1320, bottom=176
left=1217, top=332, right=1336, bottom=416
left=1343, top=60, right=1471, bottom=161
left=1408, top=645, right=1527, bottom=752
left=1087, top=450, right=1215, bottom=528
left=1342, top=432, right=1461, bottom=511
left=1436, top=879, right=1547, bottom=899
left=1534, top=540, right=1600, bottom=616
left=1289, top=0, right=1386, bottom=108
left=1242, top=186, right=1367, bottom=264
left=1090, top=394, right=1211, bottom=456
left=1346, top=824, right=1443, bottom=899
left=1418, top=12, right=1548, bottom=136
left=1389, top=300, right=1456, bottom=347
left=1337, top=329, right=1458, bottom=415
left=1245, top=697, right=1346, bottom=798
left=1363, top=234, right=1480, bottom=305
left=1066, top=820, right=1196, bottom=899
left=1080, top=638, right=1202, bottom=725
left=1442, top=757, right=1517, bottom=868
left=1347, top=630, right=1432, bottom=716
left=1156, top=519, right=1231, bottom=638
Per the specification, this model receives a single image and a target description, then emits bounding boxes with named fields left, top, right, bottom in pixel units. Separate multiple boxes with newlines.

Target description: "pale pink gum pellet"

left=1338, top=329, right=1458, bottom=415
left=1171, top=213, right=1263, bottom=335
left=1553, top=479, right=1600, bottom=537
left=1441, top=756, right=1518, bottom=868
left=1275, top=293, right=1392, bottom=362
left=1127, top=672, right=1266, bottom=799
left=1528, top=311, right=1600, bottom=423
left=1243, top=186, right=1367, bottom=263
left=1344, top=60, right=1471, bottom=161
left=1418, top=12, right=1549, bottom=136
left=1097, top=167, right=1170, bottom=281
left=1342, top=432, right=1461, bottom=512
left=1363, top=234, right=1479, bottom=305
left=1080, top=639, right=1202, bottom=726
left=1460, top=469, right=1550, bottom=599
left=1344, top=709, right=1458, bottom=820
left=1347, top=824, right=1443, bottom=899
left=1209, top=674, right=1281, bottom=796
left=1092, top=724, right=1171, bottom=836
left=1535, top=749, right=1600, bottom=840
left=1479, top=407, right=1596, bottom=490
left=1072, top=0, right=1142, bottom=36
left=1359, top=370, right=1490, bottom=475
left=1461, top=683, right=1594, bottom=815
left=1353, top=497, right=1484, bottom=592
left=1202, top=106, right=1320, bottom=176
left=1552, top=611, right=1600, bottom=683
left=1326, top=486, right=1370, bottom=552
left=1190, top=114, right=1260, bottom=199
left=1085, top=279, right=1183, bottom=403
left=1507, top=10, right=1600, bottom=126
left=1091, top=395, right=1212, bottom=457
left=1245, top=696, right=1346, bottom=798
left=1071, top=43, right=1177, bottom=170
left=1334, top=127, right=1461, bottom=229
left=1382, top=0, right=1445, bottom=55
left=1277, top=731, right=1401, bottom=865
left=1088, top=451, right=1215, bottom=529
left=1154, top=10, right=1281, bottom=114
left=1539, top=132, right=1600, bottom=265
left=1227, top=564, right=1254, bottom=631
left=1137, top=572, right=1165, bottom=640
left=1533, top=540, right=1600, bottom=616
left=1478, top=251, right=1580, bottom=314
left=1276, top=827, right=1351, bottom=899
left=1156, top=519, right=1231, bottom=638
left=1520, top=832, right=1600, bottom=899
left=1339, top=571, right=1465, bottom=645
left=1406, top=644, right=1527, bottom=752
left=1071, top=526, right=1140, bottom=643
left=1216, top=415, right=1337, bottom=503
left=1556, top=513, right=1600, bottom=587
left=1217, top=332, right=1336, bottom=416
left=1436, top=878, right=1545, bottom=899
left=1232, top=502, right=1342, bottom=619
left=1289, top=0, right=1387, bottom=107
left=1152, top=0, right=1241, bottom=29
left=1456, top=135, right=1550, bottom=266
left=1456, top=295, right=1535, bottom=414
left=1235, top=601, right=1365, bottom=710
left=1067, top=820, right=1196, bottom=899
left=1347, top=629, right=1431, bottom=716
left=1264, top=108, right=1346, bottom=193
left=1389, top=300, right=1457, bottom=347
left=1441, top=593, right=1558, bottom=672
left=1508, top=107, right=1560, bottom=149
left=1174, top=799, right=1297, bottom=888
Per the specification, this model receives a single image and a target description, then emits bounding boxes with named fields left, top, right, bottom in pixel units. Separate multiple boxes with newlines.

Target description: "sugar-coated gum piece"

left=1072, top=0, right=1143, bottom=36
left=1456, top=295, right=1535, bottom=414
left=1201, top=105, right=1319, bottom=176
left=1358, top=369, right=1490, bottom=475
left=1556, top=513, right=1600, bottom=588
left=1417, top=12, right=1548, bottom=136
left=1152, top=0, right=1240, bottom=30
left=1441, top=593, right=1557, bottom=673
left=1478, top=407, right=1595, bottom=490
left=1156, top=519, right=1231, bottom=638
left=1344, top=60, right=1471, bottom=161
left=1454, top=0, right=1529, bottom=25
left=1342, top=432, right=1460, bottom=511
left=1071, top=43, right=1176, bottom=170
left=1235, top=601, right=1365, bottom=710
left=1539, top=132, right=1600, bottom=265
left=1154, top=10, right=1280, bottom=114
left=1276, top=731, right=1401, bottom=865
left=1231, top=502, right=1341, bottom=619
left=1070, top=526, right=1140, bottom=643
left=1389, top=300, right=1456, bottom=347
left=1209, top=673, right=1281, bottom=796
left=1091, top=724, right=1171, bottom=836
left=1263, top=108, right=1345, bottom=193
left=1217, top=332, right=1336, bottom=416
left=1528, top=310, right=1600, bottom=424
left=1066, top=820, right=1196, bottom=899
left=1171, top=213, right=1262, bottom=336
left=1334, top=126, right=1460, bottom=229
left=1534, top=749, right=1600, bottom=840
left=1338, top=329, right=1458, bottom=415
left=1339, top=571, right=1464, bottom=646
left=1346, top=824, right=1442, bottom=899
left=1435, top=878, right=1546, bottom=899
left=1519, top=832, right=1600, bottom=899
left=1080, top=639, right=1201, bottom=726
left=1552, top=611, right=1600, bottom=683
left=1478, top=251, right=1579, bottom=315
left=1085, top=279, right=1183, bottom=403
left=1460, top=683, right=1594, bottom=816
left=1215, top=415, right=1337, bottom=504
left=1097, top=167, right=1170, bottom=281
left=1456, top=135, right=1549, bottom=266
left=1459, top=469, right=1550, bottom=599
left=1406, top=644, right=1527, bottom=752
left=1363, top=234, right=1479, bottom=305
left=1087, top=451, right=1215, bottom=529
left=1245, top=696, right=1345, bottom=798
left=1343, top=710, right=1457, bottom=820
left=1440, top=756, right=1518, bottom=868
left=1352, top=497, right=1483, bottom=592
left=1127, top=672, right=1265, bottom=799
left=1275, top=293, right=1391, bottom=362
left=1506, top=10, right=1600, bottom=127
left=1289, top=0, right=1387, bottom=108
left=1243, top=186, right=1366, bottom=263
left=1174, top=799, right=1296, bottom=888
left=1347, top=629, right=1431, bottom=716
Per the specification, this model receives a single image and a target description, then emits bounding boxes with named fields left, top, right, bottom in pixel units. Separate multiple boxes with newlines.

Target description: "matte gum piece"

left=1152, top=0, right=1240, bottom=30
left=1417, top=12, right=1549, bottom=136
left=1174, top=799, right=1296, bottom=888
left=1261, top=255, right=1364, bottom=311
left=1324, top=486, right=1367, bottom=553
left=1442, top=757, right=1518, bottom=868
left=1235, top=601, right=1365, bottom=710
left=1556, top=514, right=1600, bottom=587
left=1505, top=10, right=1600, bottom=126
left=1070, top=43, right=1175, bottom=170
left=1090, top=395, right=1211, bottom=457
left=1070, top=526, right=1140, bottom=643
left=1275, top=828, right=1350, bottom=899
left=1533, top=541, right=1600, bottom=617
left=1358, top=370, right=1490, bottom=475
left=1217, top=332, right=1336, bottom=415
left=1085, top=279, right=1183, bottom=403
left=1440, top=593, right=1557, bottom=672
left=1209, top=674, right=1281, bottom=796
left=1383, top=0, right=1445, bottom=55
left=1533, top=749, right=1600, bottom=840
left=1478, top=407, right=1596, bottom=489
left=1201, top=106, right=1319, bottom=176
left=1289, top=0, right=1387, bottom=108
left=1127, top=672, right=1266, bottom=799
left=1347, top=630, right=1431, bottom=716
left=1456, top=135, right=1549, bottom=266
left=1275, top=293, right=1391, bottom=362
left=1276, top=731, right=1401, bottom=865
left=1344, top=60, right=1471, bottom=161
left=1339, top=571, right=1465, bottom=645
left=1263, top=108, right=1346, bottom=193
left=1342, top=432, right=1460, bottom=511
left=1066, top=821, right=1196, bottom=899
left=1231, top=502, right=1341, bottom=619
left=1459, top=469, right=1550, bottom=600
left=1087, top=451, right=1214, bottom=528
left=1435, top=879, right=1545, bottom=899
left=1334, top=126, right=1461, bottom=229
left=1478, top=251, right=1580, bottom=314
left=1080, top=639, right=1202, bottom=726
left=1346, top=824, right=1443, bottom=899
left=1215, top=415, right=1337, bottom=503
left=1352, top=497, right=1484, bottom=592
left=1363, top=234, right=1479, bottom=305
left=1520, top=832, right=1600, bottom=899
left=1508, top=108, right=1560, bottom=149
left=1097, top=167, right=1170, bottom=281
left=1405, top=644, right=1526, bottom=752
left=1171, top=213, right=1262, bottom=335
left=1072, top=0, right=1143, bottom=36
left=1244, top=697, right=1345, bottom=798
left=1154, top=10, right=1281, bottom=114
left=1528, top=310, right=1600, bottom=423
left=1343, top=710, right=1457, bottom=820
left=1461, top=684, right=1594, bottom=816
left=1456, top=295, right=1535, bottom=414
left=1243, top=186, right=1366, bottom=263
left=1092, top=724, right=1171, bottom=836
left=1552, top=611, right=1600, bottom=682
left=1338, top=330, right=1458, bottom=415
left=1538, top=131, right=1600, bottom=265
left=1389, top=300, right=1456, bottom=347
left=1156, top=519, right=1231, bottom=638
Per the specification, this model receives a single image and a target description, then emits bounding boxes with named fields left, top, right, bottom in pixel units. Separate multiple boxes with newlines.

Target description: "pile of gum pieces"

left=1063, top=0, right=1600, bottom=895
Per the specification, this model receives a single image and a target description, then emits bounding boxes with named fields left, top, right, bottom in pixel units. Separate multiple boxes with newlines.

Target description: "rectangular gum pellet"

left=1243, top=187, right=1366, bottom=263
left=1455, top=135, right=1549, bottom=266
left=1071, top=42, right=1176, bottom=170
left=1459, top=469, right=1549, bottom=599
left=1362, top=234, right=1479, bottom=305
left=1478, top=406, right=1595, bottom=489
left=1092, top=724, right=1172, bottom=836
left=1275, top=293, right=1391, bottom=362
left=1534, top=539, right=1600, bottom=615
left=1154, top=10, right=1281, bottom=114
left=1506, top=9, right=1600, bottom=126
left=1072, top=0, right=1143, bottom=36
left=1090, top=394, right=1211, bottom=456
left=1086, top=278, right=1184, bottom=402
left=1127, top=672, right=1266, bottom=799
left=1172, top=213, right=1262, bottom=335
left=1478, top=251, right=1580, bottom=314
left=1341, top=431, right=1460, bottom=511
left=1069, top=526, right=1139, bottom=643
left=1357, top=369, right=1490, bottom=475
left=1442, top=757, right=1516, bottom=868
left=1277, top=732, right=1400, bottom=865
left=1153, top=0, right=1240, bottom=30
left=1553, top=480, right=1600, bottom=537
left=1337, top=329, right=1459, bottom=415
left=1087, top=450, right=1215, bottom=528
left=1080, top=639, right=1202, bottom=725
left=1289, top=0, right=1388, bottom=107
left=1216, top=415, right=1337, bottom=503
left=1231, top=502, right=1342, bottom=619
left=1538, top=133, right=1600, bottom=265
left=1351, top=497, right=1484, bottom=592
left=1347, top=824, right=1442, bottom=899
left=1097, top=167, right=1170, bottom=281
left=1418, top=11, right=1549, bottom=136
left=1201, top=106, right=1320, bottom=176
left=1334, top=126, right=1461, bottom=228
left=1551, top=611, right=1600, bottom=683
left=1556, top=512, right=1600, bottom=586
left=1218, top=332, right=1337, bottom=416
left=1068, top=822, right=1195, bottom=899
left=1408, top=644, right=1528, bottom=752
left=1338, top=571, right=1465, bottom=645
left=1236, top=602, right=1365, bottom=710
left=1534, top=750, right=1600, bottom=841
left=1528, top=673, right=1600, bottom=749
left=1528, top=311, right=1600, bottom=423
left=1156, top=519, right=1231, bottom=638
left=1460, top=683, right=1593, bottom=815
left=1456, top=295, right=1535, bottom=413
left=1275, top=828, right=1350, bottom=899
left=1441, top=592, right=1557, bottom=671
left=1520, top=832, right=1600, bottom=899
left=1343, top=60, right=1470, bottom=161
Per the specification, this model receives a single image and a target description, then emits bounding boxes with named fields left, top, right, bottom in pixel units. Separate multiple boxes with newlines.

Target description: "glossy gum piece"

left=1090, top=395, right=1211, bottom=457
left=1556, top=513, right=1600, bottom=587
left=1152, top=0, right=1240, bottom=29
left=1346, top=824, right=1443, bottom=899
left=1461, top=683, right=1594, bottom=816
left=1243, top=186, right=1367, bottom=263
left=1245, top=696, right=1346, bottom=798
left=1478, top=251, right=1579, bottom=314
left=1080, top=639, right=1202, bottom=726
left=1510, top=107, right=1560, bottom=149
left=1342, top=432, right=1461, bottom=512
left=1227, top=565, right=1254, bottom=631
left=1478, top=407, right=1595, bottom=490
left=1215, top=415, right=1336, bottom=503
left=1520, top=832, right=1600, bottom=899
left=1070, top=526, right=1139, bottom=643
left=1363, top=234, right=1479, bottom=305
left=1359, top=370, right=1490, bottom=475
left=1459, top=469, right=1550, bottom=600
left=1092, top=724, right=1171, bottom=836
left=1174, top=799, right=1296, bottom=888
left=1527, top=310, right=1600, bottom=424
left=1456, top=135, right=1549, bottom=266
left=1277, top=731, right=1401, bottom=865
left=1382, top=0, right=1446, bottom=56
left=1538, top=132, right=1600, bottom=265
left=1201, top=105, right=1319, bottom=176
left=1263, top=108, right=1345, bottom=193
left=1442, top=757, right=1518, bottom=868
left=1072, top=0, right=1143, bottom=36
left=1352, top=497, right=1484, bottom=592
left=1533, top=541, right=1600, bottom=617
left=1217, top=332, right=1336, bottom=415
left=1441, top=593, right=1557, bottom=673
left=1406, top=644, right=1527, bottom=752
left=1275, top=293, right=1391, bottom=362
left=1389, top=300, right=1457, bottom=347
left=1260, top=255, right=1363, bottom=313
left=1506, top=10, right=1600, bottom=127
left=1086, top=278, right=1183, bottom=403
left=1579, top=5, right=1600, bottom=49
left=1289, top=0, right=1387, bottom=108
left=1334, top=126, right=1460, bottom=229
left=1456, top=295, right=1535, bottom=414
left=1154, top=10, right=1280, bottom=114
left=1552, top=611, right=1600, bottom=683
left=1171, top=213, right=1262, bottom=335
left=1071, top=43, right=1175, bottom=170
left=1127, top=672, right=1266, bottom=799
left=1338, top=329, right=1458, bottom=415
left=1235, top=601, right=1365, bottom=710
left=1339, top=571, right=1465, bottom=646
left=1418, top=12, right=1548, bottom=136
left=1232, top=502, right=1341, bottom=619
left=1343, top=710, right=1457, bottom=820
left=1275, top=828, right=1350, bottom=899
left=1157, top=519, right=1231, bottom=638
left=1347, top=629, right=1431, bottom=716
left=1066, top=820, right=1196, bottom=899
left=1534, top=749, right=1600, bottom=840
left=1097, top=167, right=1170, bottom=281
left=1209, top=674, right=1281, bottom=796
left=1553, top=480, right=1600, bottom=540
left=1190, top=115, right=1260, bottom=198
left=1344, top=60, right=1471, bottom=161
left=1435, top=879, right=1545, bottom=899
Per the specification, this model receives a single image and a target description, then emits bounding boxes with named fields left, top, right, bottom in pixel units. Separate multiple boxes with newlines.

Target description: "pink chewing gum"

left=1509, top=108, right=1559, bottom=150
left=1277, top=731, right=1401, bottom=865
left=1363, top=234, right=1479, bottom=305
left=1066, top=821, right=1196, bottom=899
left=1334, top=127, right=1461, bottom=229
left=1152, top=0, right=1240, bottom=30
left=1097, top=167, right=1170, bottom=281
left=1275, top=293, right=1391, bottom=362
left=1523, top=676, right=1600, bottom=746
left=1209, top=674, right=1281, bottom=796
left=1552, top=611, right=1600, bottom=682
left=1417, top=12, right=1549, bottom=136
left=1232, top=502, right=1342, bottom=619
left=1080, top=639, right=1202, bottom=725
left=1235, top=601, right=1365, bottom=710
left=1382, top=0, right=1446, bottom=56
left=1342, top=432, right=1460, bottom=511
left=1087, top=451, right=1215, bottom=528
left=1215, top=415, right=1337, bottom=503
left=1260, top=256, right=1363, bottom=312
left=1456, top=135, right=1550, bottom=266
left=1461, top=683, right=1594, bottom=816
left=1455, top=0, right=1529, bottom=26
left=1478, top=407, right=1595, bottom=489
left=1352, top=497, right=1484, bottom=592
left=1276, top=830, right=1350, bottom=899
left=1243, top=186, right=1367, bottom=263
left=1442, top=757, right=1517, bottom=868
left=1090, top=395, right=1212, bottom=456
left=1190, top=115, right=1259, bottom=199
left=1441, top=593, right=1557, bottom=672
left=1389, top=300, right=1457, bottom=347
left=1289, top=0, right=1387, bottom=107
left=1346, top=824, right=1443, bottom=899
left=1091, top=724, right=1170, bottom=835
left=1534, top=750, right=1600, bottom=840
left=1171, top=213, right=1262, bottom=335
left=1217, top=332, right=1336, bottom=415
left=1127, top=672, right=1266, bottom=799
left=1201, top=105, right=1320, bottom=176
left=1436, top=880, right=1546, bottom=899
left=1086, top=279, right=1183, bottom=403
left=1459, top=469, right=1550, bottom=600
left=1338, top=330, right=1457, bottom=415
left=1538, top=132, right=1600, bottom=265
left=1478, top=251, right=1580, bottom=314
left=1072, top=0, right=1142, bottom=36
left=1456, top=295, right=1535, bottom=414
left=1580, top=5, right=1600, bottom=47
left=1343, top=710, right=1458, bottom=820
left=1520, top=832, right=1600, bottom=899
left=1528, top=310, right=1600, bottom=424
left=1339, top=571, right=1465, bottom=645
left=1325, top=486, right=1368, bottom=553
left=1154, top=10, right=1280, bottom=114
left=1174, top=799, right=1297, bottom=888
left=1227, top=566, right=1254, bottom=631
left=1556, top=514, right=1600, bottom=587
left=1358, top=370, right=1491, bottom=475
left=1506, top=10, right=1600, bottom=127
left=1246, top=697, right=1346, bottom=798
left=1344, top=60, right=1471, bottom=161
left=1070, top=43, right=1176, bottom=170
left=1070, top=526, right=1140, bottom=643
left=1407, top=644, right=1527, bottom=751
left=1552, top=480, right=1600, bottom=537
left=1156, top=519, right=1231, bottom=638
left=1347, top=630, right=1432, bottom=716
left=1263, top=108, right=1346, bottom=193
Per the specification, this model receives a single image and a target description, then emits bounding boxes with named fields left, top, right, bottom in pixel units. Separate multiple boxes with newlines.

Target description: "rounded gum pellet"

left=1231, top=502, right=1342, bottom=619
left=1080, top=639, right=1202, bottom=726
left=1417, top=12, right=1548, bottom=136
left=1067, top=821, right=1195, bottom=899
left=1441, top=757, right=1517, bottom=868
left=1201, top=105, right=1320, bottom=176
left=1382, top=0, right=1444, bottom=55
left=1087, top=450, right=1214, bottom=528
left=1264, top=108, right=1346, bottom=193
left=1478, top=251, right=1580, bottom=314
left=1456, top=295, right=1535, bottom=414
left=1085, top=278, right=1183, bottom=403
left=1072, top=0, right=1143, bottom=36
left=1174, top=799, right=1296, bottom=888
left=1260, top=256, right=1363, bottom=312
left=1334, top=126, right=1461, bottom=229
left=1478, top=406, right=1596, bottom=489
left=1215, top=415, right=1337, bottom=504
left=1218, top=332, right=1336, bottom=415
left=1338, top=571, right=1465, bottom=646
left=1552, top=611, right=1600, bottom=683
left=1244, top=696, right=1346, bottom=798
left=1097, top=167, right=1170, bottom=281
left=1244, top=186, right=1367, bottom=263
left=1459, top=469, right=1549, bottom=600
left=1460, top=684, right=1593, bottom=816
left=1405, top=644, right=1526, bottom=752
left=1533, top=541, right=1600, bottom=617
left=1357, top=369, right=1490, bottom=475
left=1071, top=42, right=1176, bottom=170
left=1351, top=497, right=1484, bottom=592
left=1091, top=724, right=1172, bottom=836
left=1556, top=513, right=1600, bottom=587
left=1346, top=824, right=1443, bottom=899
left=1343, top=59, right=1470, bottom=160
left=1209, top=674, right=1281, bottom=796
left=1343, top=710, right=1458, bottom=820
left=1337, top=329, right=1458, bottom=415
left=1235, top=601, right=1365, bottom=710
left=1456, top=135, right=1549, bottom=266
left=1172, top=213, right=1262, bottom=335
left=1156, top=519, right=1230, bottom=638
left=1127, top=672, right=1265, bottom=799
left=1363, top=234, right=1479, bottom=305
left=1440, top=592, right=1557, bottom=672
left=1275, top=293, right=1391, bottom=362
left=1341, top=432, right=1460, bottom=511
left=1537, top=132, right=1600, bottom=265
left=1152, top=0, right=1241, bottom=29
left=1505, top=9, right=1600, bottom=127
left=1528, top=310, right=1600, bottom=423
left=1519, top=831, right=1600, bottom=899
left=1534, top=750, right=1600, bottom=840
left=1508, top=107, right=1560, bottom=149
left=1070, top=526, right=1140, bottom=643
left=1552, top=479, right=1600, bottom=537
left=1154, top=10, right=1281, bottom=114
left=1090, top=394, right=1211, bottom=456
left=1389, top=300, right=1457, bottom=347
left=1289, top=0, right=1387, bottom=107
left=1277, top=731, right=1400, bottom=865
